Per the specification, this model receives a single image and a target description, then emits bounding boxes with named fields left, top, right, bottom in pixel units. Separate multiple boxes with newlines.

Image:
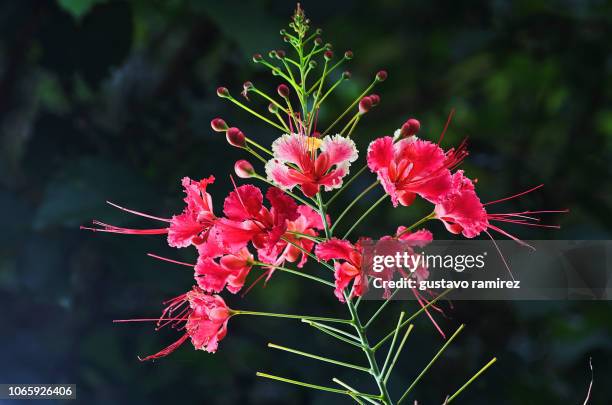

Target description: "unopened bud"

left=309, top=60, right=317, bottom=69
left=400, top=118, right=421, bottom=137
left=216, top=87, right=230, bottom=98
left=277, top=84, right=290, bottom=98
left=359, top=96, right=373, bottom=114
left=226, top=127, right=246, bottom=148
left=369, top=94, right=380, bottom=106
left=210, top=118, right=228, bottom=132
left=268, top=103, right=279, bottom=114
left=234, top=160, right=255, bottom=178
left=342, top=71, right=352, bottom=80
left=324, top=50, right=333, bottom=61
left=275, top=50, right=286, bottom=59
left=324, top=43, right=333, bottom=50
left=315, top=28, right=323, bottom=35
left=376, top=70, right=388, bottom=82
left=344, top=50, right=353, bottom=60
left=314, top=37, right=323, bottom=46
left=268, top=50, right=277, bottom=58
left=241, top=81, right=254, bottom=99
left=252, top=53, right=263, bottom=63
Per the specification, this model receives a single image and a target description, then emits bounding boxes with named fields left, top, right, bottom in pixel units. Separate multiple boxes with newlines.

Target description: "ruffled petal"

left=223, top=184, right=263, bottom=221
left=315, top=238, right=356, bottom=262
left=320, top=135, right=358, bottom=168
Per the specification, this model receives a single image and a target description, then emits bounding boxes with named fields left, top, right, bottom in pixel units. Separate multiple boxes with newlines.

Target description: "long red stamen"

left=147, top=253, right=195, bottom=268
left=485, top=230, right=516, bottom=281
left=81, top=221, right=168, bottom=235
left=106, top=201, right=170, bottom=222
left=483, top=184, right=544, bottom=206
left=437, top=108, right=455, bottom=146
left=138, top=333, right=190, bottom=362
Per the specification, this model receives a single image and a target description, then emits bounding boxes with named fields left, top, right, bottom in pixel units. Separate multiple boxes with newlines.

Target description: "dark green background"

left=1, top=0, right=611, bottom=404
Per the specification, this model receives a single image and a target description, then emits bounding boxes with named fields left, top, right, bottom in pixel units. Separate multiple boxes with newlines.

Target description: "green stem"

left=397, top=324, right=466, bottom=404
left=373, top=289, right=452, bottom=351
left=252, top=262, right=334, bottom=287
left=364, top=287, right=402, bottom=329
left=256, top=372, right=382, bottom=400
left=226, top=96, right=287, bottom=132
left=343, top=194, right=388, bottom=239
left=346, top=115, right=361, bottom=137
left=323, top=78, right=377, bottom=135
left=383, top=324, right=414, bottom=384
left=396, top=211, right=435, bottom=238
left=446, top=357, right=497, bottom=403
left=233, top=310, right=351, bottom=324
left=333, top=378, right=381, bottom=405
left=302, top=320, right=364, bottom=348
left=330, top=181, right=379, bottom=232
left=326, top=165, right=368, bottom=207
left=347, top=297, right=393, bottom=405
left=268, top=343, right=370, bottom=372
left=245, top=138, right=273, bottom=155
left=380, top=312, right=405, bottom=379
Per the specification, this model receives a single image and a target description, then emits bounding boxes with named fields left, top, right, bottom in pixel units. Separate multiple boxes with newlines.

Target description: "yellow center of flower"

left=306, top=136, right=322, bottom=152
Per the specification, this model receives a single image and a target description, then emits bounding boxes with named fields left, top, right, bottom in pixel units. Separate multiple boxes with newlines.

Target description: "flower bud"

left=344, top=50, right=353, bottom=60
left=226, top=127, right=246, bottom=148
left=324, top=50, right=333, bottom=61
left=210, top=118, right=228, bottom=132
left=275, top=50, right=286, bottom=59
left=268, top=103, right=279, bottom=114
left=279, top=29, right=287, bottom=35
left=359, top=96, right=373, bottom=115
left=252, top=53, right=263, bottom=63
left=277, top=84, right=290, bottom=98
left=216, top=87, right=230, bottom=98
left=234, top=160, right=255, bottom=178
left=342, top=71, right=352, bottom=80
left=241, top=81, right=254, bottom=99
left=376, top=70, right=388, bottom=82
left=309, top=60, right=317, bottom=69
left=324, top=43, right=333, bottom=50
left=314, top=37, right=323, bottom=46
left=268, top=50, right=277, bottom=58
left=369, top=94, right=380, bottom=106
left=400, top=118, right=421, bottom=137
left=315, top=28, right=323, bottom=35
left=282, top=36, right=290, bottom=43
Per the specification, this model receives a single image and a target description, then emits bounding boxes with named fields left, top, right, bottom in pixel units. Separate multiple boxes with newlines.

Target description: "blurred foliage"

left=1, top=0, right=611, bottom=404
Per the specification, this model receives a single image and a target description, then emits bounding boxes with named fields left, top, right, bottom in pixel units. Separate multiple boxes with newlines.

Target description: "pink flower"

left=81, top=177, right=219, bottom=251
left=259, top=205, right=325, bottom=269
left=216, top=185, right=300, bottom=253
left=265, top=134, right=358, bottom=197
left=434, top=171, right=488, bottom=238
left=195, top=248, right=254, bottom=294
left=367, top=135, right=465, bottom=207
left=315, top=238, right=365, bottom=302
left=137, top=287, right=231, bottom=360
left=168, top=176, right=217, bottom=248
left=434, top=171, right=567, bottom=243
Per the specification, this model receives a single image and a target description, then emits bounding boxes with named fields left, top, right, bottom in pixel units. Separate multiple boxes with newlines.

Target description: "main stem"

left=316, top=193, right=393, bottom=405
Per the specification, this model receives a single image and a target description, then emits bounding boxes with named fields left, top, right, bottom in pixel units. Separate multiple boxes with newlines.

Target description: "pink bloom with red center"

left=195, top=247, right=254, bottom=294
left=167, top=176, right=218, bottom=248
left=315, top=238, right=365, bottom=302
left=433, top=170, right=489, bottom=238
left=265, top=134, right=358, bottom=197
left=136, top=287, right=231, bottom=360
left=216, top=185, right=299, bottom=253
left=367, top=135, right=466, bottom=207
left=258, top=205, right=325, bottom=269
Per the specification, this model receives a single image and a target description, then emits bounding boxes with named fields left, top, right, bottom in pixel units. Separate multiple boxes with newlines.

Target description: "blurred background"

left=1, top=0, right=611, bottom=404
